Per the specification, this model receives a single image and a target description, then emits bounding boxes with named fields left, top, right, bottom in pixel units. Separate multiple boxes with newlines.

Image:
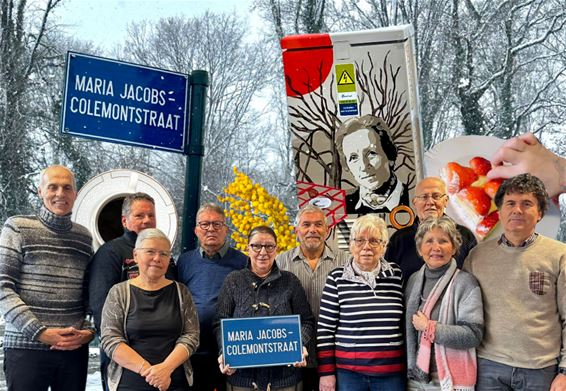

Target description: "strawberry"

left=458, top=187, right=491, bottom=216
left=484, top=178, right=503, bottom=199
left=469, top=156, right=492, bottom=176
left=476, top=210, right=499, bottom=239
left=444, top=162, right=479, bottom=194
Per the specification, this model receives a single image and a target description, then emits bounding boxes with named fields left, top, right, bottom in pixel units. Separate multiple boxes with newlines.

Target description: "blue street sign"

left=221, top=315, right=303, bottom=368
left=61, top=51, right=188, bottom=153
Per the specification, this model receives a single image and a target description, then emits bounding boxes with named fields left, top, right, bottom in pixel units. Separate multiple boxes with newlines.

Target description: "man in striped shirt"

left=276, top=204, right=349, bottom=391
left=0, top=165, right=94, bottom=391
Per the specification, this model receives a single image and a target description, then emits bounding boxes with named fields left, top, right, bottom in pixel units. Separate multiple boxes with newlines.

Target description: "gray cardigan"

left=405, top=260, right=484, bottom=381
left=101, top=280, right=199, bottom=391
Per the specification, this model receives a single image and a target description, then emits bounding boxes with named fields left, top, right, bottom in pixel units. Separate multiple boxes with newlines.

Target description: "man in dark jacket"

left=385, top=177, right=477, bottom=280
left=88, top=192, right=176, bottom=390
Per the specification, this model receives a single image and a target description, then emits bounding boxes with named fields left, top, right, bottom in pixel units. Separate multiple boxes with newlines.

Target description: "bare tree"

left=325, top=0, right=566, bottom=149
left=449, top=0, right=566, bottom=140
left=0, top=0, right=61, bottom=222
left=254, top=0, right=328, bottom=41
left=117, top=12, right=276, bottom=205
left=250, top=0, right=333, bottom=215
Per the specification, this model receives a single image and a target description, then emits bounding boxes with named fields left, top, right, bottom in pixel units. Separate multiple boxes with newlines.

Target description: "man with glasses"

left=385, top=177, right=477, bottom=279
left=88, top=192, right=176, bottom=391
left=177, top=203, right=247, bottom=391
left=276, top=204, right=349, bottom=391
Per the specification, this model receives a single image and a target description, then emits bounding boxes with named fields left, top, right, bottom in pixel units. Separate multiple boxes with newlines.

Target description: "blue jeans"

left=477, top=358, right=558, bottom=390
left=335, top=369, right=405, bottom=391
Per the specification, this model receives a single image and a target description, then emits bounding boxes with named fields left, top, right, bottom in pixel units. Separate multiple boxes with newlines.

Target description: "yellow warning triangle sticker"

left=338, top=70, right=354, bottom=85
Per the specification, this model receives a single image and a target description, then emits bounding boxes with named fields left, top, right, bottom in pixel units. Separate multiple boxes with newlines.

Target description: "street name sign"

left=221, top=315, right=303, bottom=368
left=61, top=51, right=188, bottom=153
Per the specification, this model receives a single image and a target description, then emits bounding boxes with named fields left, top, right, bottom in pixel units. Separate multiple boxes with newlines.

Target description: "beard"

left=301, top=237, right=324, bottom=252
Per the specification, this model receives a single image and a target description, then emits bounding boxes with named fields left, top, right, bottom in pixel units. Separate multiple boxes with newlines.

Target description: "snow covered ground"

left=86, top=370, right=102, bottom=391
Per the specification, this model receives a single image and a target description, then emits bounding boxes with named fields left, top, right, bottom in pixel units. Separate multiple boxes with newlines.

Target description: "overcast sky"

left=53, top=0, right=254, bottom=50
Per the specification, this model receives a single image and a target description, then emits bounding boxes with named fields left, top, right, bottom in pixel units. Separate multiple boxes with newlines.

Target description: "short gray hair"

left=135, top=228, right=171, bottom=249
left=196, top=203, right=226, bottom=221
left=122, top=193, right=155, bottom=216
left=295, top=204, right=327, bottom=226
left=350, top=214, right=389, bottom=245
left=415, top=216, right=462, bottom=255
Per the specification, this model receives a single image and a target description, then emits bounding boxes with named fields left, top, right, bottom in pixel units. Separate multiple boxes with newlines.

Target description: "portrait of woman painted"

left=336, top=114, right=410, bottom=215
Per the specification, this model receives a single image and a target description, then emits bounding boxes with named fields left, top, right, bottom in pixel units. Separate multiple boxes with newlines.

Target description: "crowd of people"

left=0, top=132, right=565, bottom=391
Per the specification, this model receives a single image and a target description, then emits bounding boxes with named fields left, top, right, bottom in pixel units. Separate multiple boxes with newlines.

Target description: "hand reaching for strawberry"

left=488, top=133, right=565, bottom=199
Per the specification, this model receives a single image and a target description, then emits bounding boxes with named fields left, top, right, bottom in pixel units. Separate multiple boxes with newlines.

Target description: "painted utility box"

left=281, top=25, right=423, bottom=248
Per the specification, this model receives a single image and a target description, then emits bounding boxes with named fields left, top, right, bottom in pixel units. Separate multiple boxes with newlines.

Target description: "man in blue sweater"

left=177, top=203, right=247, bottom=391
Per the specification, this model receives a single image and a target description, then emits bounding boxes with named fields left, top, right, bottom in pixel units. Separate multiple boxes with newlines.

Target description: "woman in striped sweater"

left=317, top=214, right=405, bottom=391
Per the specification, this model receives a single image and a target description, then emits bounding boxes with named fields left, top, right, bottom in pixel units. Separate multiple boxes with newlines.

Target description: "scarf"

left=408, top=260, right=476, bottom=391
left=342, top=257, right=395, bottom=289
left=351, top=259, right=381, bottom=289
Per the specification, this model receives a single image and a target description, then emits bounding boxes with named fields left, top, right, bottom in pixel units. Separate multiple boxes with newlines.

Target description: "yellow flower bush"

left=217, top=167, right=297, bottom=254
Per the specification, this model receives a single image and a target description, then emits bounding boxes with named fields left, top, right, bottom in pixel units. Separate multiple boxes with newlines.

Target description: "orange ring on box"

left=389, top=205, right=415, bottom=230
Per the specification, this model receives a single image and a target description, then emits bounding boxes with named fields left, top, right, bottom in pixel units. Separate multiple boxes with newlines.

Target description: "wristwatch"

left=559, top=367, right=566, bottom=375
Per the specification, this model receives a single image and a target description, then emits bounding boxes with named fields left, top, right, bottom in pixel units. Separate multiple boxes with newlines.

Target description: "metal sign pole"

left=181, top=70, right=209, bottom=253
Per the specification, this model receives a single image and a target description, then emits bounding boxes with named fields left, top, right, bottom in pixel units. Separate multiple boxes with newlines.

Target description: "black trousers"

left=301, top=367, right=319, bottom=391
left=189, top=353, right=226, bottom=391
left=4, top=345, right=88, bottom=391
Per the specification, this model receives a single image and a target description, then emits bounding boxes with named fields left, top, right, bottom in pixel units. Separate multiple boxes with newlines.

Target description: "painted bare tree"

left=287, top=50, right=416, bottom=192
left=355, top=50, right=416, bottom=190
left=286, top=70, right=341, bottom=187
left=254, top=0, right=330, bottom=213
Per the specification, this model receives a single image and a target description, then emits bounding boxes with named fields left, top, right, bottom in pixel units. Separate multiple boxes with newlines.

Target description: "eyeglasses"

left=414, top=193, right=446, bottom=202
left=138, top=248, right=172, bottom=259
left=352, top=238, right=384, bottom=248
left=249, top=243, right=277, bottom=253
left=197, top=221, right=225, bottom=230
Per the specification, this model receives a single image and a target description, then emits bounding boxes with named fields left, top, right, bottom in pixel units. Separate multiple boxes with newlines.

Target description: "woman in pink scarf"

left=405, top=216, right=484, bottom=391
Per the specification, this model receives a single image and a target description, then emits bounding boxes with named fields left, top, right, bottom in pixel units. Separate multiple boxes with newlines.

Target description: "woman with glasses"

left=101, top=228, right=199, bottom=391
left=405, top=216, right=483, bottom=391
left=318, top=214, right=405, bottom=391
left=214, top=225, right=315, bottom=391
